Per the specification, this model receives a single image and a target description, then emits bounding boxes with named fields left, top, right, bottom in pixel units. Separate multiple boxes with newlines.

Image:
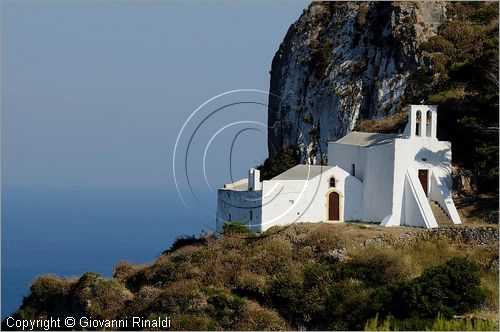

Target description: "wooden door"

left=328, top=191, right=340, bottom=221
left=418, top=169, right=428, bottom=196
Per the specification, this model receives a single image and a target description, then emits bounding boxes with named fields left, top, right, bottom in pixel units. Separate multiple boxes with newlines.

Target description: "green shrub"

left=258, top=145, right=300, bottom=180
left=365, top=313, right=500, bottom=331
left=157, top=280, right=205, bottom=315
left=343, top=247, right=411, bottom=285
left=416, top=1, right=499, bottom=194
left=124, top=261, right=177, bottom=292
left=113, top=260, right=135, bottom=279
left=356, top=3, right=370, bottom=27
left=124, top=286, right=163, bottom=317
left=296, top=264, right=334, bottom=325
left=429, top=313, right=499, bottom=331
left=327, top=279, right=375, bottom=330
left=266, top=261, right=304, bottom=311
left=303, top=226, right=343, bottom=253
left=29, top=274, right=72, bottom=307
left=235, top=301, right=292, bottom=330
left=73, top=272, right=133, bottom=319
left=470, top=5, right=499, bottom=24
left=309, top=41, right=333, bottom=79
left=222, top=221, right=253, bottom=235
left=378, top=258, right=486, bottom=320
left=234, top=270, right=268, bottom=300
left=164, top=234, right=207, bottom=254
left=364, top=314, right=396, bottom=331
left=203, top=287, right=247, bottom=329
left=18, top=275, right=74, bottom=319
left=354, top=111, right=408, bottom=134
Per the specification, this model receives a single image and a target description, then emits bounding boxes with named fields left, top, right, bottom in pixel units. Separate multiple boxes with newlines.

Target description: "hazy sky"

left=2, top=1, right=308, bottom=190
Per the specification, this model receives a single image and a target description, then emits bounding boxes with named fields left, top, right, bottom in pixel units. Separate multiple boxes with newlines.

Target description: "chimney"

left=248, top=168, right=262, bottom=191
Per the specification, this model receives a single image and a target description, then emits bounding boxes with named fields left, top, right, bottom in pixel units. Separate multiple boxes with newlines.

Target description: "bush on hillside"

left=258, top=145, right=300, bottom=180
left=165, top=235, right=207, bottom=254
left=112, top=260, right=135, bottom=279
left=222, top=222, right=253, bottom=235
left=419, top=2, right=499, bottom=193
left=371, top=257, right=486, bottom=325
left=19, top=275, right=74, bottom=318
left=364, top=313, right=499, bottom=331
left=341, top=247, right=412, bottom=286
left=72, top=272, right=133, bottom=319
left=5, top=223, right=497, bottom=331
left=355, top=112, right=408, bottom=134
left=309, top=41, right=333, bottom=79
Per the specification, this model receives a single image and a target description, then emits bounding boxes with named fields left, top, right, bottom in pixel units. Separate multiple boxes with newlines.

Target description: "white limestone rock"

left=267, top=1, right=447, bottom=164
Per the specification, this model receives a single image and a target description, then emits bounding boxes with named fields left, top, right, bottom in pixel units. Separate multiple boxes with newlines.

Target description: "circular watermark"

left=173, top=89, right=328, bottom=238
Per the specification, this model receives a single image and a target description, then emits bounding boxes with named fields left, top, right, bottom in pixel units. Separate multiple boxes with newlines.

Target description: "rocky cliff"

left=267, top=1, right=447, bottom=163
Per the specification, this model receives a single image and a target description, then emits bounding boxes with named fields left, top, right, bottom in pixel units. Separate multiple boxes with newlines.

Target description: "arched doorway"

left=327, top=191, right=340, bottom=221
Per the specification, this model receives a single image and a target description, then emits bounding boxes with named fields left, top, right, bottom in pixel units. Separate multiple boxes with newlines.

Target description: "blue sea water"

left=1, top=187, right=208, bottom=319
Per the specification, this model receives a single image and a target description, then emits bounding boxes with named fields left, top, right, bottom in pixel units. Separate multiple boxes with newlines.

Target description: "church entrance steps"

left=429, top=200, right=454, bottom=227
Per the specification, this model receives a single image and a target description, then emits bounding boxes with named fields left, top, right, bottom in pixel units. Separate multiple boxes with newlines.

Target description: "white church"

left=216, top=105, right=462, bottom=233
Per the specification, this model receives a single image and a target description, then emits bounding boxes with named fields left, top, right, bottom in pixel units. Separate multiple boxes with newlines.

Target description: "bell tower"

left=404, top=105, right=437, bottom=139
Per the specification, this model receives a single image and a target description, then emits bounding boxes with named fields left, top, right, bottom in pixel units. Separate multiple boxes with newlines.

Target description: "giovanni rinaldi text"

left=5, top=316, right=172, bottom=330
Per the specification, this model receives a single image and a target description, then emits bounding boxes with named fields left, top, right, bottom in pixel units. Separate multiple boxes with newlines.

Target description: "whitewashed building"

left=217, top=105, right=461, bottom=233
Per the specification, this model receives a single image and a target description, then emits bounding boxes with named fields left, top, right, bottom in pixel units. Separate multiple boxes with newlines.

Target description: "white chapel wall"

left=260, top=167, right=363, bottom=231
left=216, top=189, right=263, bottom=233
left=390, top=137, right=452, bottom=226
left=328, top=144, right=366, bottom=181
left=361, top=143, right=396, bottom=222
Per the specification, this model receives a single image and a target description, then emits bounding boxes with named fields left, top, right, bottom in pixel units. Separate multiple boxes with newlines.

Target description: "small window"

left=426, top=110, right=432, bottom=137
left=249, top=210, right=253, bottom=220
left=351, top=163, right=356, bottom=177
left=416, top=111, right=422, bottom=136
left=329, top=177, right=336, bottom=188
left=228, top=214, right=232, bottom=221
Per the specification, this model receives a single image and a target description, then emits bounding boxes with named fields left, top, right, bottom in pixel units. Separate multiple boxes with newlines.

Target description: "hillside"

left=4, top=2, right=498, bottom=331
left=5, top=222, right=499, bottom=330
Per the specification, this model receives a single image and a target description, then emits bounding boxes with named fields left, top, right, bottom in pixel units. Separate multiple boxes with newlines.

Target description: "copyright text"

left=5, top=316, right=172, bottom=330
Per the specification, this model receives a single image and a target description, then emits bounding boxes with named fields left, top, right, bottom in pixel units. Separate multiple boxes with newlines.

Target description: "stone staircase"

left=429, top=200, right=454, bottom=227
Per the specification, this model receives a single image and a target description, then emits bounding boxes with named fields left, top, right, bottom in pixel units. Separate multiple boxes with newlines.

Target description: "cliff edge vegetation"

left=4, top=223, right=498, bottom=331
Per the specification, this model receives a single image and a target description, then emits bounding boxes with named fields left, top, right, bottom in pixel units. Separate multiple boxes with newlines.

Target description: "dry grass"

left=394, top=238, right=461, bottom=275
left=455, top=194, right=499, bottom=226
left=265, top=222, right=421, bottom=248
left=12, top=220, right=499, bottom=330
left=354, top=112, right=408, bottom=134
left=480, top=272, right=500, bottom=315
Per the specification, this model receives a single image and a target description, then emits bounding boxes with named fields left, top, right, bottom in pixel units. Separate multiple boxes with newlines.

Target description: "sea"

left=1, top=187, right=208, bottom=319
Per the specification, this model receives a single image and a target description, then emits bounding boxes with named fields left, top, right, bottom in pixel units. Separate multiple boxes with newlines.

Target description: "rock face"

left=267, top=1, right=447, bottom=163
